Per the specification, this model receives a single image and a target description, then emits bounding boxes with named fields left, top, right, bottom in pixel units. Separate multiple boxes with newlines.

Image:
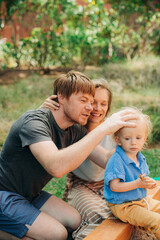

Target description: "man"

left=0, top=71, right=137, bottom=240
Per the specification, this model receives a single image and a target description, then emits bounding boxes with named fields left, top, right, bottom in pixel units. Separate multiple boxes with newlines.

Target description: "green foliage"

left=1, top=38, right=24, bottom=67
left=108, top=0, right=160, bottom=58
left=149, top=117, right=160, bottom=145
left=0, top=0, right=160, bottom=68
left=21, top=28, right=57, bottom=69
left=108, top=0, right=160, bottom=14
left=0, top=0, right=28, bottom=28
left=142, top=149, right=160, bottom=178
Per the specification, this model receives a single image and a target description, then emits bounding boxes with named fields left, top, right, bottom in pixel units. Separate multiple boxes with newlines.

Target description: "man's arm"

left=29, top=130, right=107, bottom=178
left=29, top=109, right=139, bottom=178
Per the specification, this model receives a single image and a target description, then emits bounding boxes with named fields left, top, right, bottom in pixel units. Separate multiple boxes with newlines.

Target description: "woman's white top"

left=72, top=135, right=116, bottom=182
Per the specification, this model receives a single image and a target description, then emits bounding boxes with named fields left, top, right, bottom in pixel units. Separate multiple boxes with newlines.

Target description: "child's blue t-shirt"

left=103, top=146, right=150, bottom=204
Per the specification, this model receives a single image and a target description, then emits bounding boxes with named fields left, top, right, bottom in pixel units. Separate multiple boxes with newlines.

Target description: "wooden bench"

left=84, top=181, right=160, bottom=240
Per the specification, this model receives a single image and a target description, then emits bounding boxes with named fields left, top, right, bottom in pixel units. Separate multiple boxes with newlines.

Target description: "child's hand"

left=39, top=95, right=60, bottom=110
left=143, top=177, right=157, bottom=189
left=136, top=175, right=157, bottom=189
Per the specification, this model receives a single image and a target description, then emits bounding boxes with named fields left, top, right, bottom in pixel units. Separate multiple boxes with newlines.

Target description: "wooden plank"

left=83, top=219, right=133, bottom=240
left=84, top=181, right=160, bottom=240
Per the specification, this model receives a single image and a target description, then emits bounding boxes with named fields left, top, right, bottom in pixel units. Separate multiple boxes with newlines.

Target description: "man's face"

left=62, top=92, right=94, bottom=126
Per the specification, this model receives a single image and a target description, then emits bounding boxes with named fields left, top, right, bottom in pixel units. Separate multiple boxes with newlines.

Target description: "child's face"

left=115, top=120, right=147, bottom=157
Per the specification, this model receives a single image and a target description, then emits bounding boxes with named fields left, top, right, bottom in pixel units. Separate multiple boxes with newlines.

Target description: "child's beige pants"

left=108, top=196, right=160, bottom=240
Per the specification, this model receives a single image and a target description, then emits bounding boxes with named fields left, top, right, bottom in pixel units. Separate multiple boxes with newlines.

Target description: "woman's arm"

left=89, top=147, right=115, bottom=168
left=110, top=177, right=157, bottom=192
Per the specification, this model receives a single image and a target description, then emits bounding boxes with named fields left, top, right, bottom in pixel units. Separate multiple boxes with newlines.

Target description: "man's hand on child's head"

left=104, top=109, right=139, bottom=135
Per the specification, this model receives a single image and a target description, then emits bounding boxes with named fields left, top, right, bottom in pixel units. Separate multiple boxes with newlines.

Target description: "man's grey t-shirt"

left=0, top=109, right=87, bottom=202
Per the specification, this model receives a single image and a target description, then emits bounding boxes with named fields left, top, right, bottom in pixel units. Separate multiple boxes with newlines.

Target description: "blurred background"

left=0, top=0, right=159, bottom=195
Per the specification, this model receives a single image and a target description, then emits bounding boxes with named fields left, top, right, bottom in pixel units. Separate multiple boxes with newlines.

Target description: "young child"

left=103, top=107, right=160, bottom=239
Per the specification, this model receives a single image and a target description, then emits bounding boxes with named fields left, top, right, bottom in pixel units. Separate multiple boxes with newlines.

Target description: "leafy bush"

left=1, top=0, right=160, bottom=69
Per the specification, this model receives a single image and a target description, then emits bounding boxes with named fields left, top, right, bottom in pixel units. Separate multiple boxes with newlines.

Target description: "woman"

left=40, top=79, right=116, bottom=239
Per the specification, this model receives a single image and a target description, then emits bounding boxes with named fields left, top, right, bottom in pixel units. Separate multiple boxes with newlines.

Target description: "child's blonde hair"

left=114, top=107, right=152, bottom=137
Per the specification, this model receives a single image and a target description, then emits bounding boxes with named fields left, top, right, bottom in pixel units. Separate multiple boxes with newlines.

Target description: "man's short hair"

left=53, top=71, right=95, bottom=99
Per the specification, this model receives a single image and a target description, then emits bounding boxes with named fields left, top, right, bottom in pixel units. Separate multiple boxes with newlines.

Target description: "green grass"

left=142, top=149, right=160, bottom=178
left=44, top=175, right=67, bottom=198
left=0, top=55, right=160, bottom=196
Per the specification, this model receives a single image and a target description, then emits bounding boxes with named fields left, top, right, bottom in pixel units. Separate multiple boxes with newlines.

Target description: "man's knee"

left=67, top=211, right=81, bottom=231
left=44, top=224, right=68, bottom=240
left=27, top=226, right=68, bottom=240
left=74, top=213, right=82, bottom=230
left=52, top=226, right=68, bottom=240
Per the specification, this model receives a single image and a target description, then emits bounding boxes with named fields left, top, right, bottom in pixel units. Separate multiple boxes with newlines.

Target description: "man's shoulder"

left=23, top=108, right=50, bottom=117
left=11, top=109, right=52, bottom=133
left=19, top=108, right=51, bottom=123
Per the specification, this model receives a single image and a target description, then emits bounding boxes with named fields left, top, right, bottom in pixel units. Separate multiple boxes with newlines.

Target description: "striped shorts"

left=62, top=173, right=114, bottom=240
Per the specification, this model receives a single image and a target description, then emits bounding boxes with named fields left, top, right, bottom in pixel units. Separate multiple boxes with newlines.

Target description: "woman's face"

left=88, top=87, right=109, bottom=124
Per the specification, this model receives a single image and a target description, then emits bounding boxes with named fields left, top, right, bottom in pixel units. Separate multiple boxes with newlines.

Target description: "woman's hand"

left=39, top=95, right=60, bottom=111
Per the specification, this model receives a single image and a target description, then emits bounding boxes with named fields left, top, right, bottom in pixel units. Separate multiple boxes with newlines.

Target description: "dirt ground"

left=131, top=227, right=157, bottom=240
left=0, top=69, right=30, bottom=84
left=0, top=68, right=72, bottom=85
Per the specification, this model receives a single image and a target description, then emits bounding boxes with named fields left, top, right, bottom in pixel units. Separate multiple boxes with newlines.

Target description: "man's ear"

left=57, top=93, right=65, bottom=105
left=115, top=136, right=121, bottom=146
